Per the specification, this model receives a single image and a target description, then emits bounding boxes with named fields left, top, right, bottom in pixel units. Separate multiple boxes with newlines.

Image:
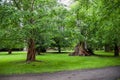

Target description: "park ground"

left=0, top=50, right=120, bottom=75
left=0, top=66, right=120, bottom=80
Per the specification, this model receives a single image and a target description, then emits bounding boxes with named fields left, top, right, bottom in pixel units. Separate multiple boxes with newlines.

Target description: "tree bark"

left=26, top=38, right=36, bottom=62
left=114, top=43, right=119, bottom=56
left=58, top=45, right=61, bottom=53
left=69, top=42, right=94, bottom=56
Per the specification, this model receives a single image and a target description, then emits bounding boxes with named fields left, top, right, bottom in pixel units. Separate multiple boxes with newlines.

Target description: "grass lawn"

left=0, top=51, right=120, bottom=75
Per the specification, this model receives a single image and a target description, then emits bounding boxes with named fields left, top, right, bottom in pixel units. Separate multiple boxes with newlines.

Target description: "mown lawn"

left=0, top=51, right=120, bottom=75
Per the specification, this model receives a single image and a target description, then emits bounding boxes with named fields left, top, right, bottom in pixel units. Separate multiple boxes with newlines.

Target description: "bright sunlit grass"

left=0, top=51, right=120, bottom=75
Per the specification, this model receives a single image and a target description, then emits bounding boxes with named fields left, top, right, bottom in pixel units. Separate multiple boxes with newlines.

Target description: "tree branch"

left=31, top=0, right=35, bottom=11
left=12, top=0, right=21, bottom=10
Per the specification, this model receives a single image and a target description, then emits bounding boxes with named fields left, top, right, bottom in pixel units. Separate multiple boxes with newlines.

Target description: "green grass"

left=0, top=51, right=120, bottom=75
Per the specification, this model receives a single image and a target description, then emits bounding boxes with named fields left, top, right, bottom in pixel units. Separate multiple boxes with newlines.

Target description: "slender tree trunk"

left=40, top=47, right=46, bottom=53
left=36, top=47, right=40, bottom=55
left=8, top=49, right=12, bottom=54
left=37, top=52, right=41, bottom=55
left=114, top=43, right=119, bottom=56
left=58, top=45, right=61, bottom=53
left=37, top=49, right=41, bottom=55
left=104, top=44, right=111, bottom=52
left=36, top=46, right=47, bottom=55
left=26, top=38, right=36, bottom=62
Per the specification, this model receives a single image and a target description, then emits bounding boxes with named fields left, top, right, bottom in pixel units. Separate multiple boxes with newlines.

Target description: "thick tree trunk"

left=8, top=49, right=12, bottom=54
left=69, top=42, right=94, bottom=56
left=26, top=38, right=36, bottom=62
left=114, top=43, right=119, bottom=56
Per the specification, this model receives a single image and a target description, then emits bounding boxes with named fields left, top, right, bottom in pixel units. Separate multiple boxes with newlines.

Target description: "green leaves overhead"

left=0, top=0, right=120, bottom=51
left=0, top=0, right=57, bottom=49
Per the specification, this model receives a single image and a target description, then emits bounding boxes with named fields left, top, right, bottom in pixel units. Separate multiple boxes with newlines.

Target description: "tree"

left=36, top=33, right=52, bottom=55
left=0, top=2, right=24, bottom=54
left=67, top=0, right=120, bottom=57
left=50, top=4, right=73, bottom=53
left=95, top=0, right=120, bottom=56
left=68, top=0, right=96, bottom=56
left=0, top=0, right=57, bottom=61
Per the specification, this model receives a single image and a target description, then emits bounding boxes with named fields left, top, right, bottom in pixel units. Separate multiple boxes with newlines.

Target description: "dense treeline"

left=0, top=0, right=119, bottom=62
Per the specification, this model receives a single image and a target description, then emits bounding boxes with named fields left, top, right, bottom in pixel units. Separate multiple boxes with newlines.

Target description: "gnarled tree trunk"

left=26, top=38, right=36, bottom=62
left=69, top=42, right=94, bottom=56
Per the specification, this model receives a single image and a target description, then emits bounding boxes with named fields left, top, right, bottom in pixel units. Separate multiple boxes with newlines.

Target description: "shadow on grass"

left=0, top=52, right=70, bottom=56
left=46, top=52, right=70, bottom=54
left=15, top=60, right=43, bottom=64
left=36, top=52, right=70, bottom=56
left=0, top=53, right=25, bottom=56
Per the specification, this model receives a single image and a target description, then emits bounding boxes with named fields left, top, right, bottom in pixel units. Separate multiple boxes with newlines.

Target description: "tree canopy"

left=0, top=0, right=119, bottom=61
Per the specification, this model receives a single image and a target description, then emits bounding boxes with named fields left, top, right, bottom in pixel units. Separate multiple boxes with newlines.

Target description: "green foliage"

left=50, top=4, right=75, bottom=50
left=0, top=0, right=120, bottom=52
left=69, top=0, right=120, bottom=49
left=95, top=0, right=120, bottom=47
left=0, top=0, right=57, bottom=50
left=35, top=33, right=53, bottom=52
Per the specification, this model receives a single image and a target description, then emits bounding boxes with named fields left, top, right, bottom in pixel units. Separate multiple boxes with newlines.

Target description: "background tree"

left=50, top=4, right=73, bottom=53
left=0, top=2, right=24, bottom=54
left=95, top=0, right=120, bottom=56
left=36, top=33, right=52, bottom=55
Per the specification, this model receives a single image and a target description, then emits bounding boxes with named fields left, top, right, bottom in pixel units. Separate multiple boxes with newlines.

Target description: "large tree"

left=0, top=0, right=57, bottom=61
left=67, top=0, right=120, bottom=56
left=68, top=0, right=96, bottom=56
